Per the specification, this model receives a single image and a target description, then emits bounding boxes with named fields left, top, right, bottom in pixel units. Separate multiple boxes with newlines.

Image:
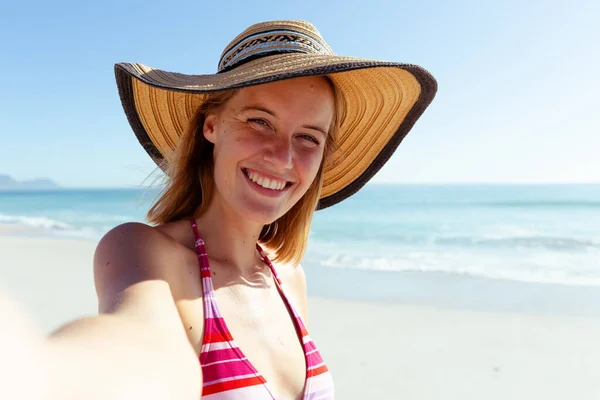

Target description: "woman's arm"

left=13, top=222, right=202, bottom=400
left=45, top=310, right=201, bottom=400
left=0, top=287, right=51, bottom=400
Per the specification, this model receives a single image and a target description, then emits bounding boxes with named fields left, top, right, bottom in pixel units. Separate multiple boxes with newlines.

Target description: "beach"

left=2, top=233, right=600, bottom=399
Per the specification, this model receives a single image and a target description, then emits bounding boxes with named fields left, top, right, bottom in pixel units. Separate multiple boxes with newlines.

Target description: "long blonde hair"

left=147, top=77, right=341, bottom=265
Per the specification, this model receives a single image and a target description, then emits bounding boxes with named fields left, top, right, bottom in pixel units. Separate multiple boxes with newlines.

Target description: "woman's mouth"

left=242, top=168, right=293, bottom=196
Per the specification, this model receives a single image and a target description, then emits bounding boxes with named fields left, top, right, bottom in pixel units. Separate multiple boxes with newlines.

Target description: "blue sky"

left=1, top=0, right=598, bottom=187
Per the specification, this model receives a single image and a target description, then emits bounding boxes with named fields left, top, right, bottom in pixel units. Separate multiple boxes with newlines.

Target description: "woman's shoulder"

left=94, top=220, right=204, bottom=320
left=98, top=219, right=193, bottom=253
left=94, top=219, right=199, bottom=290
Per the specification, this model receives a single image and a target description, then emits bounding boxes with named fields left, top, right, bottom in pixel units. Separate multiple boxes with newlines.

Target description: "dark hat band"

left=218, top=29, right=332, bottom=72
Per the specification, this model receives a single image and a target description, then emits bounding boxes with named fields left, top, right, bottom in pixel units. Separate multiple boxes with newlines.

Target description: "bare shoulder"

left=93, top=221, right=187, bottom=321
left=276, top=261, right=309, bottom=324
left=94, top=222, right=178, bottom=295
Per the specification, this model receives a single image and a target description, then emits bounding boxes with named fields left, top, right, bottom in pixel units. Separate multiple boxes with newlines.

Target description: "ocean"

left=2, top=184, right=600, bottom=315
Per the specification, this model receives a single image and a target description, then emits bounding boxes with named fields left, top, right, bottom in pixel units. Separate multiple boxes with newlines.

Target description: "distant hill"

left=0, top=174, right=60, bottom=190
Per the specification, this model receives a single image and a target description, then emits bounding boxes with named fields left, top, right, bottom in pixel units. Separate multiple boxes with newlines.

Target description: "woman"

left=2, top=20, right=436, bottom=400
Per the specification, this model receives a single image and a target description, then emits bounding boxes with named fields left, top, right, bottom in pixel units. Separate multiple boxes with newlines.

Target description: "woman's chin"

left=234, top=204, right=286, bottom=227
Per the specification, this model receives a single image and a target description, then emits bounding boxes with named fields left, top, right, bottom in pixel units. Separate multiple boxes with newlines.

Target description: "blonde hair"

left=147, top=77, right=341, bottom=266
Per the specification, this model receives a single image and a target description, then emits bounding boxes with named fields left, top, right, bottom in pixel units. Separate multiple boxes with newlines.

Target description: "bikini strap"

left=190, top=219, right=215, bottom=299
left=256, top=243, right=282, bottom=285
left=255, top=243, right=310, bottom=335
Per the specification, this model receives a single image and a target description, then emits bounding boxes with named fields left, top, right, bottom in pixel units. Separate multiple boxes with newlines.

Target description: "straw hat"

left=114, top=20, right=437, bottom=209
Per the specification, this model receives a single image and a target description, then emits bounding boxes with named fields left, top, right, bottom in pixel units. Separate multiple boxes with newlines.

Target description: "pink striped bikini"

left=190, top=220, right=335, bottom=399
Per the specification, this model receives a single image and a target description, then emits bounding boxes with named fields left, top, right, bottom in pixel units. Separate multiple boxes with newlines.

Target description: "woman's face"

left=203, top=76, right=335, bottom=225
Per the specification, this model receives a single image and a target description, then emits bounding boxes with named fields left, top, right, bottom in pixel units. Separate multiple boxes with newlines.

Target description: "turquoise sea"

left=2, top=184, right=600, bottom=315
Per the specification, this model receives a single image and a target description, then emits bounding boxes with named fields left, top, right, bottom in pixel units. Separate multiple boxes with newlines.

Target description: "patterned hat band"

left=218, top=29, right=333, bottom=72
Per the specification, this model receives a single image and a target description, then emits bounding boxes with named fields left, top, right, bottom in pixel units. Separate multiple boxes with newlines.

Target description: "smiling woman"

left=137, top=76, right=339, bottom=400
left=11, top=19, right=436, bottom=400
left=144, top=76, right=340, bottom=267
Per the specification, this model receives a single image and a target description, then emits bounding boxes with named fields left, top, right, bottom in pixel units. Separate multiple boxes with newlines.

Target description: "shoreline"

left=3, top=229, right=600, bottom=317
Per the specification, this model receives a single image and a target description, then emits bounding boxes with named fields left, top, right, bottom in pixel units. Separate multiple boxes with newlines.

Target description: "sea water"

left=1, top=184, right=599, bottom=315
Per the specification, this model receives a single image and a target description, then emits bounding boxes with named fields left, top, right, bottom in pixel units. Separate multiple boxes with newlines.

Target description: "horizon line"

left=2, top=181, right=600, bottom=191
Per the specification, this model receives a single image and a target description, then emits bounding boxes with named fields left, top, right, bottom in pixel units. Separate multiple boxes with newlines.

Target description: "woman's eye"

left=300, top=135, right=320, bottom=145
left=248, top=118, right=269, bottom=127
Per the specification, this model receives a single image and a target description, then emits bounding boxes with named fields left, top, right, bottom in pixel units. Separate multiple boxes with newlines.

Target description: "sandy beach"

left=1, top=233, right=600, bottom=399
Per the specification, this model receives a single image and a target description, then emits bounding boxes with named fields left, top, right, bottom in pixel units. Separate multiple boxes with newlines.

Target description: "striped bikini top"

left=190, top=220, right=335, bottom=399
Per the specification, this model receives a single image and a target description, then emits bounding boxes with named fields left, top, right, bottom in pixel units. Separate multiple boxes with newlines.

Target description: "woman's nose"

left=263, top=135, right=293, bottom=170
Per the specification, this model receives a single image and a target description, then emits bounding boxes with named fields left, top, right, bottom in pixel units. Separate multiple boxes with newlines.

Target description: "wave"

left=0, top=213, right=74, bottom=231
left=0, top=213, right=105, bottom=240
left=432, top=234, right=600, bottom=250
left=310, top=252, right=600, bottom=287
left=311, top=229, right=600, bottom=251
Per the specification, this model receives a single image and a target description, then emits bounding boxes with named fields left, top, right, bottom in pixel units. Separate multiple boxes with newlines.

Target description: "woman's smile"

left=241, top=167, right=294, bottom=198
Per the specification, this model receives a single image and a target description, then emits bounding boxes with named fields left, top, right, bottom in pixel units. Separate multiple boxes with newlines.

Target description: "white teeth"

left=245, top=169, right=286, bottom=191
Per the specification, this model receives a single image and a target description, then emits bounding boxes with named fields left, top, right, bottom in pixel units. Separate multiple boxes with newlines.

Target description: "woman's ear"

left=203, top=113, right=217, bottom=144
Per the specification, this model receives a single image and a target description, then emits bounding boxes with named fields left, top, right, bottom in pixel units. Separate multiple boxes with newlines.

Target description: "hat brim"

left=114, top=53, right=437, bottom=210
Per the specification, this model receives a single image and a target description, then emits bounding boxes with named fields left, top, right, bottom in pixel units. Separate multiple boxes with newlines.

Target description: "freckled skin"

left=202, top=76, right=335, bottom=226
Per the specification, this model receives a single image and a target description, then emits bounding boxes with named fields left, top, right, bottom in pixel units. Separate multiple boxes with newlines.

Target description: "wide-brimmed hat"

left=114, top=20, right=437, bottom=210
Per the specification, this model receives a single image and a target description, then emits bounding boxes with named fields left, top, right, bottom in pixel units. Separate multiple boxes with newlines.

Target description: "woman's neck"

left=193, top=194, right=266, bottom=276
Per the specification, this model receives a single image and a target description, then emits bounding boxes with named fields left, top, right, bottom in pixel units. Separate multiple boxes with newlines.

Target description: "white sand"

left=1, top=234, right=600, bottom=399
left=309, top=298, right=600, bottom=399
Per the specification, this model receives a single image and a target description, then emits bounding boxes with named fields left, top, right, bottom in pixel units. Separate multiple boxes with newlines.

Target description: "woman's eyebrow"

left=303, top=124, right=328, bottom=137
left=240, top=105, right=276, bottom=117
left=240, top=105, right=328, bottom=136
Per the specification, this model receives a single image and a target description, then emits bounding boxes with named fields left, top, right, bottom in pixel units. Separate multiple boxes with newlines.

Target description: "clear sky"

left=1, top=0, right=598, bottom=188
